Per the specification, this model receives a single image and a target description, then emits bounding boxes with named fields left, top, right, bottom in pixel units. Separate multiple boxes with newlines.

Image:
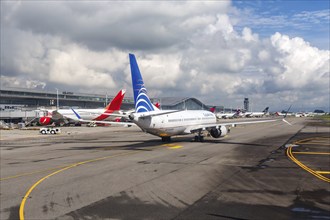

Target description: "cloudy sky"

left=1, top=0, right=329, bottom=112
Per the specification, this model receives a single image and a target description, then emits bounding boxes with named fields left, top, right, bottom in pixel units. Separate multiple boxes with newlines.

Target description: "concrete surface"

left=0, top=117, right=329, bottom=220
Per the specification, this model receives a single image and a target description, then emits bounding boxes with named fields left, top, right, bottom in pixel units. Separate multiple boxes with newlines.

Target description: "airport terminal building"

left=0, top=87, right=219, bottom=122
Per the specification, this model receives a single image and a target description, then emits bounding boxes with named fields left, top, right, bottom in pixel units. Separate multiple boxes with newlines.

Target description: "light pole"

left=55, top=88, right=59, bottom=110
left=105, top=92, right=108, bottom=106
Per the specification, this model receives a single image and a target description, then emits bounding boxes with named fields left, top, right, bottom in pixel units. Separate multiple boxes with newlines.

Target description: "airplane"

left=274, top=105, right=294, bottom=117
left=244, top=107, right=269, bottom=118
left=50, top=89, right=127, bottom=125
left=216, top=109, right=242, bottom=119
left=70, top=99, right=162, bottom=126
left=36, top=108, right=73, bottom=126
left=126, top=53, right=285, bottom=142
left=209, top=106, right=242, bottom=119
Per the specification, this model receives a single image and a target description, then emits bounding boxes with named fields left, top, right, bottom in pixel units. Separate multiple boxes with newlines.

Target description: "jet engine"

left=210, top=126, right=227, bottom=138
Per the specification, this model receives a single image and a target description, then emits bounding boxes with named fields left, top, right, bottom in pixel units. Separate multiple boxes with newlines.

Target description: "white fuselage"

left=132, top=110, right=216, bottom=137
left=244, top=112, right=265, bottom=117
left=55, top=109, right=118, bottom=121
left=216, top=112, right=236, bottom=119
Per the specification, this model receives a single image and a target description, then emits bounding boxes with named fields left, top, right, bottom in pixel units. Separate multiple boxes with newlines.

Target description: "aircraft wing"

left=186, top=118, right=280, bottom=134
left=75, top=118, right=135, bottom=126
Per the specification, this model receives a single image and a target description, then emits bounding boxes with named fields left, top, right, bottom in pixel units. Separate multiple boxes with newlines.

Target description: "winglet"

left=284, top=104, right=292, bottom=118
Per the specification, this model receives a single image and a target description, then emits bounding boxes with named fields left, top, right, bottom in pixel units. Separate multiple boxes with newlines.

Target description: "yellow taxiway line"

left=315, top=171, right=330, bottom=174
left=294, top=143, right=330, bottom=146
left=19, top=142, right=184, bottom=220
left=292, top=152, right=330, bottom=155
left=287, top=146, right=330, bottom=183
left=286, top=136, right=330, bottom=183
left=19, top=150, right=140, bottom=220
left=162, top=143, right=183, bottom=149
left=1, top=165, right=73, bottom=181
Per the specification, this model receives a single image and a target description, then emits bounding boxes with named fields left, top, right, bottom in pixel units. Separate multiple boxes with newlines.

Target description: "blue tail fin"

left=71, top=108, right=82, bottom=120
left=263, top=107, right=269, bottom=113
left=129, top=54, right=155, bottom=113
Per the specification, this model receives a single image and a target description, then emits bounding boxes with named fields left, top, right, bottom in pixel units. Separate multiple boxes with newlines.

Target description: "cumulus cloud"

left=0, top=75, right=46, bottom=89
left=269, top=32, right=329, bottom=90
left=1, top=1, right=329, bottom=111
left=47, top=46, right=127, bottom=89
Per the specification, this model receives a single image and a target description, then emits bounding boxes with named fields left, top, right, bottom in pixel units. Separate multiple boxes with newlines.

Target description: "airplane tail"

left=105, top=89, right=126, bottom=111
left=209, top=106, right=216, bottom=113
left=129, top=53, right=155, bottom=113
left=263, top=107, right=269, bottom=113
left=154, top=102, right=161, bottom=109
left=92, top=89, right=125, bottom=121
left=234, top=109, right=241, bottom=117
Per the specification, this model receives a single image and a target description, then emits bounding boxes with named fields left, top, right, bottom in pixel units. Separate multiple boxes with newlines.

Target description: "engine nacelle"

left=210, top=126, right=227, bottom=138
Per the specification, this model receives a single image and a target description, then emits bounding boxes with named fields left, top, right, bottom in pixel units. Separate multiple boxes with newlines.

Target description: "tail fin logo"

left=209, top=106, right=216, bottom=113
left=136, top=86, right=154, bottom=113
left=129, top=53, right=155, bottom=113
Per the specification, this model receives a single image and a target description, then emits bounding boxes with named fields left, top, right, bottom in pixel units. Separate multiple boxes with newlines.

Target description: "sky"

left=1, top=0, right=329, bottom=112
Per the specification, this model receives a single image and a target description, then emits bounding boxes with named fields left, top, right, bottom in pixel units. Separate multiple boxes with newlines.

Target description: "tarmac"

left=0, top=117, right=329, bottom=220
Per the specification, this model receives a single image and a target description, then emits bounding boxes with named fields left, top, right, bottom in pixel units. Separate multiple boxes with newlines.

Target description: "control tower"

left=244, top=98, right=249, bottom=112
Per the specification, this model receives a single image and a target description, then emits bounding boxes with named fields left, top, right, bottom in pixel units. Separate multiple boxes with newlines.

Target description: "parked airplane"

left=216, top=109, right=242, bottom=119
left=275, top=106, right=294, bottom=117
left=37, top=108, right=74, bottom=126
left=51, top=89, right=126, bottom=124
left=71, top=107, right=136, bottom=127
left=72, top=100, right=161, bottom=125
left=126, top=53, right=283, bottom=142
left=244, top=107, right=269, bottom=118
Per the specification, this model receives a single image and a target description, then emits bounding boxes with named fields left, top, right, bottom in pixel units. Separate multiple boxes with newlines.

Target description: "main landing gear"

left=194, top=135, right=204, bottom=142
left=161, top=136, right=171, bottom=142
left=194, top=130, right=204, bottom=142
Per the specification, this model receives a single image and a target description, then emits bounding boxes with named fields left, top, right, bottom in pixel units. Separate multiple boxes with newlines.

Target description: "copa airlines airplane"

left=127, top=54, right=284, bottom=142
left=51, top=89, right=126, bottom=124
left=72, top=54, right=288, bottom=141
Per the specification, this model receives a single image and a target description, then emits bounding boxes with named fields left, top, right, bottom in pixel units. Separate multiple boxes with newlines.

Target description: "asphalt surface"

left=0, top=117, right=329, bottom=220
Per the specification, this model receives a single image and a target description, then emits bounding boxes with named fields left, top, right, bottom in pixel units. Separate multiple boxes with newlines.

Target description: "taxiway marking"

left=18, top=142, right=177, bottom=220
left=286, top=137, right=330, bottom=183
left=315, top=171, right=330, bottom=174
left=1, top=165, right=72, bottom=181
left=162, top=143, right=183, bottom=149
left=19, top=150, right=141, bottom=220
left=292, top=152, right=330, bottom=155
